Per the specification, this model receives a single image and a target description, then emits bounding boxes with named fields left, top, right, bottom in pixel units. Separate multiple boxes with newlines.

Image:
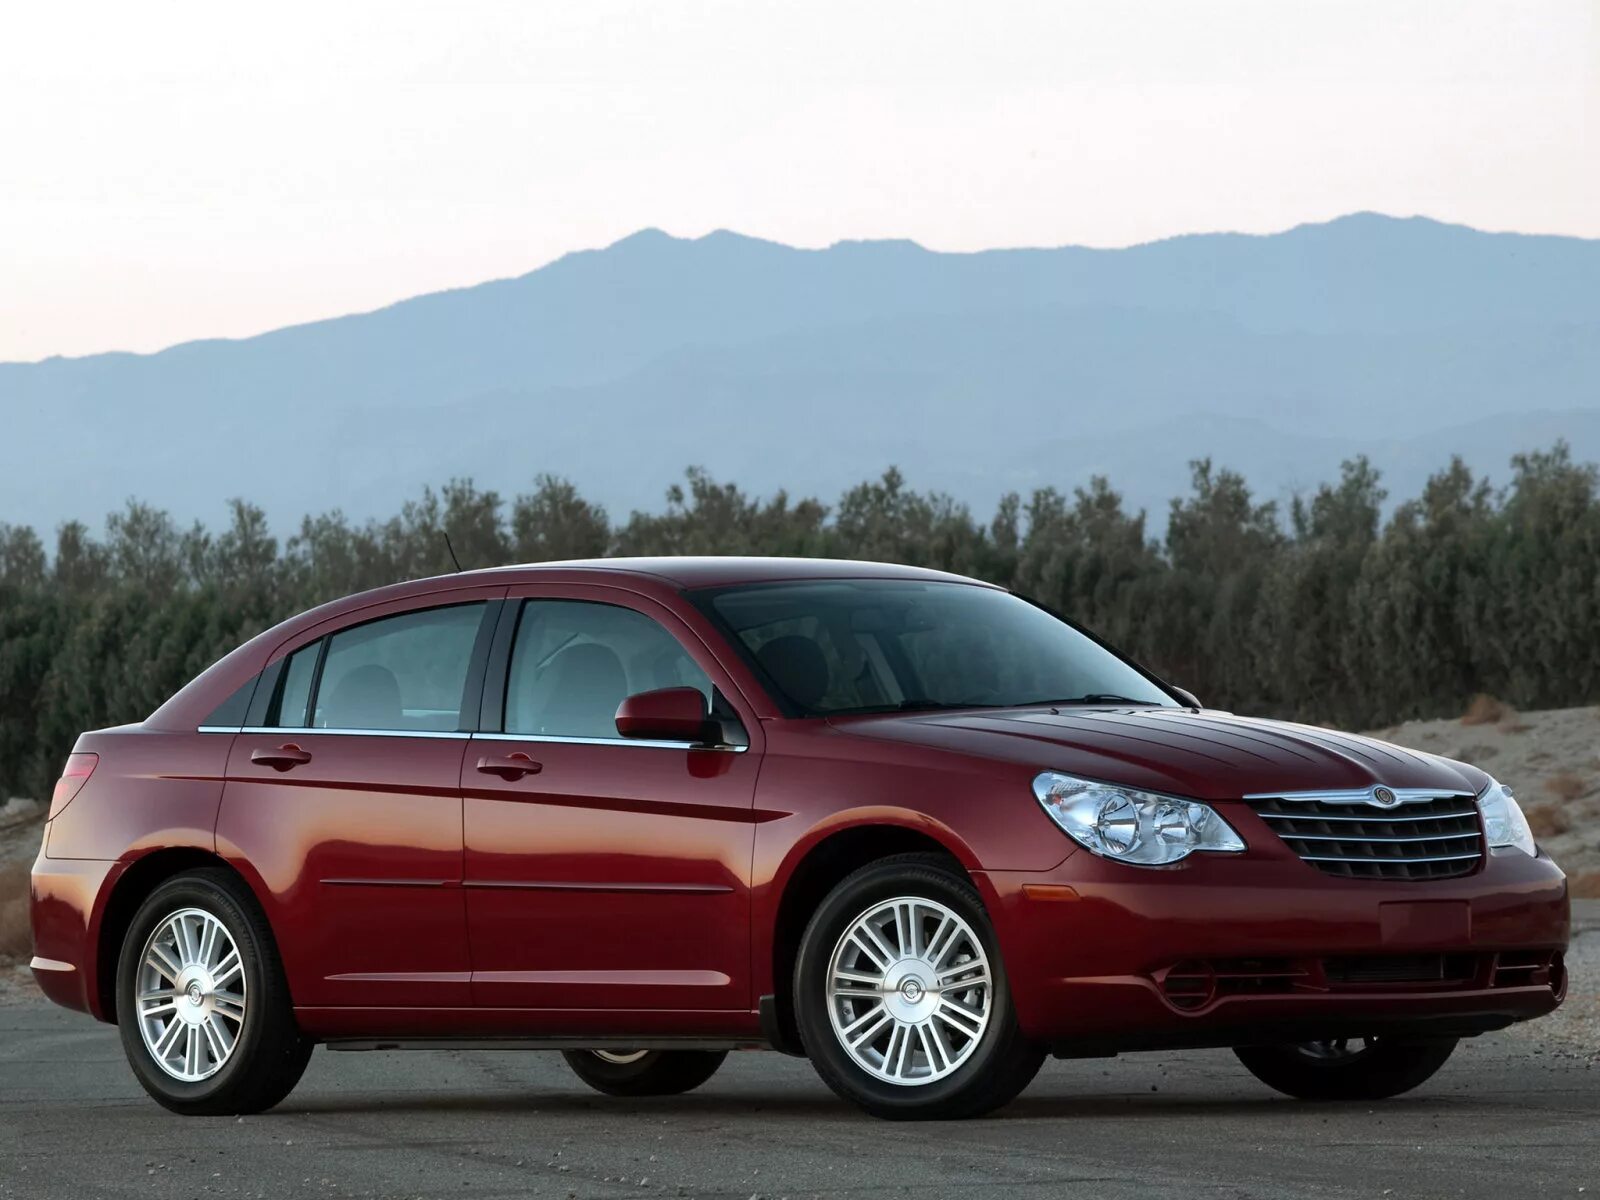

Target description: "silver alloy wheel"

left=826, top=895, right=992, bottom=1086
left=135, top=907, right=247, bottom=1082
left=592, top=1050, right=650, bottom=1065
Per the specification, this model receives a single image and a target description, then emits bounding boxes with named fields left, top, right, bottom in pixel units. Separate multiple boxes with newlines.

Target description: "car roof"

left=144, top=557, right=1000, bottom=731
left=267, top=558, right=996, bottom=640
left=469, top=556, right=995, bottom=589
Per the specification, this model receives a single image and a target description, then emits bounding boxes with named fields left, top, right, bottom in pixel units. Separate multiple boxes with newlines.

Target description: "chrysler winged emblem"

left=1371, top=785, right=1399, bottom=807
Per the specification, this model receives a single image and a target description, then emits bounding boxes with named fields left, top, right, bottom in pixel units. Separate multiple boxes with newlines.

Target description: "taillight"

left=49, top=753, right=98, bottom=818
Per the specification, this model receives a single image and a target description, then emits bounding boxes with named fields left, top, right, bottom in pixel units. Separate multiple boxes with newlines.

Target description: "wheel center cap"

left=883, top=961, right=937, bottom=1022
left=173, top=967, right=216, bottom=1025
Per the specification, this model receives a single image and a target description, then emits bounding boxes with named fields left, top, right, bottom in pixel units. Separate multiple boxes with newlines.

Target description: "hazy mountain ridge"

left=3, top=213, right=1598, bottom=534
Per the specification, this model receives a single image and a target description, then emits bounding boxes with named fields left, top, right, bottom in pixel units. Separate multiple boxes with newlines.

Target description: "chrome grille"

left=1248, top=791, right=1484, bottom=880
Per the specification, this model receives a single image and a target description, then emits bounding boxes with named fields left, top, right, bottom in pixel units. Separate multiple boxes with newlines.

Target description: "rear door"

left=218, top=591, right=502, bottom=1010
left=463, top=585, right=764, bottom=1013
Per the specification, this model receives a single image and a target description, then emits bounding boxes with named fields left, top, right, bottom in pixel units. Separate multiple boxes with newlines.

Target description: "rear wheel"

left=116, top=869, right=312, bottom=1115
left=561, top=1049, right=727, bottom=1097
left=1234, top=1036, right=1458, bottom=1100
left=793, top=853, right=1044, bottom=1120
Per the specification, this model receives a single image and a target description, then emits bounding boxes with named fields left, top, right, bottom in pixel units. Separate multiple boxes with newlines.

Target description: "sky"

left=2, top=0, right=1595, bottom=363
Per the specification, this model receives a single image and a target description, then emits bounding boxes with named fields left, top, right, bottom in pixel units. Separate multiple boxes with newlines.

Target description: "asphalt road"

left=2, top=1000, right=1596, bottom=1200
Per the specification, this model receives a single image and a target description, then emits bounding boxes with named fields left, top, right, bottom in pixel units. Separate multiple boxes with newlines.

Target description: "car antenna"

left=442, top=532, right=463, bottom=573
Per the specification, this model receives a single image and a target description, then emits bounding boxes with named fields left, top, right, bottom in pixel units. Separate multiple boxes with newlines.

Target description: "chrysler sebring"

left=29, top=558, right=1568, bottom=1118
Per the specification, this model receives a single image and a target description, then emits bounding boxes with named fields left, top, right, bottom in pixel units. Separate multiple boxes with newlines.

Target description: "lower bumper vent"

left=1324, top=954, right=1474, bottom=986
left=1491, top=949, right=1561, bottom=990
left=1159, top=958, right=1307, bottom=1010
left=1155, top=949, right=1564, bottom=1012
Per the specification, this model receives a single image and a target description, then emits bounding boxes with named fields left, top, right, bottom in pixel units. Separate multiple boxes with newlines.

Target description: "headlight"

left=1476, top=777, right=1536, bottom=856
left=1032, top=772, right=1245, bottom=866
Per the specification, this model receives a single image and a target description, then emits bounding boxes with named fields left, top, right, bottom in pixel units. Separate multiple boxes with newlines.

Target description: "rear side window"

left=275, top=643, right=320, bottom=728
left=271, top=603, right=489, bottom=732
left=505, top=600, right=711, bottom=739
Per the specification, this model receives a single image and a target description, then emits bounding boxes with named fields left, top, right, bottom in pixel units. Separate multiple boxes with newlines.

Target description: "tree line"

left=2, top=445, right=1598, bottom=803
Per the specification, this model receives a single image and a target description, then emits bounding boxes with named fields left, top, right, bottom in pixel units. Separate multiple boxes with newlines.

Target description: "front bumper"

left=977, top=845, right=1569, bottom=1053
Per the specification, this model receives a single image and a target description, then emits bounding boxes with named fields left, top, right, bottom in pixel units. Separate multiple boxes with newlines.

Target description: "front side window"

left=700, top=580, right=1175, bottom=716
left=279, top=603, right=488, bottom=732
left=504, top=601, right=712, bottom=739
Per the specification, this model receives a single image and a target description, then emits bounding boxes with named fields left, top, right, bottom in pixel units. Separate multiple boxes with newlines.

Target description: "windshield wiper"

left=1022, top=694, right=1166, bottom=707
left=827, top=699, right=1003, bottom=716
left=829, top=695, right=1165, bottom=716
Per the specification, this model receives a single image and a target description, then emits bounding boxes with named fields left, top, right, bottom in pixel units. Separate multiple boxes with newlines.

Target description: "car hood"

left=835, top=707, right=1487, bottom=801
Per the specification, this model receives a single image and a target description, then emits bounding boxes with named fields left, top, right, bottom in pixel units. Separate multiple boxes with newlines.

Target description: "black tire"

left=561, top=1049, right=727, bottom=1097
left=793, top=853, right=1044, bottom=1120
left=1234, top=1036, right=1458, bottom=1101
left=116, top=868, right=313, bottom=1115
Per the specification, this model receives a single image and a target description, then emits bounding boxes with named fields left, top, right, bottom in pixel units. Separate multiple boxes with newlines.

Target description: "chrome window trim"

left=473, top=731, right=746, bottom=753
left=198, top=725, right=747, bottom=751
left=1242, top=787, right=1471, bottom=807
left=197, top=725, right=470, bottom=740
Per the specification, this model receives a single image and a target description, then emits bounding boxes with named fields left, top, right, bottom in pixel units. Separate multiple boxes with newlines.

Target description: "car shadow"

left=281, top=1090, right=851, bottom=1118
left=999, top=1092, right=1485, bottom=1120
left=272, top=1087, right=1486, bottom=1121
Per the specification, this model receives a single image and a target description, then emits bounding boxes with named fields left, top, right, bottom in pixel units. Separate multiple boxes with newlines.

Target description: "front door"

left=463, top=589, right=763, bottom=1013
left=218, top=595, right=500, bottom=1010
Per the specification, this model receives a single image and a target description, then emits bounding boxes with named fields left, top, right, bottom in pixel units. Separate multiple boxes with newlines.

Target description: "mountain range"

left=4, top=213, right=1599, bottom=537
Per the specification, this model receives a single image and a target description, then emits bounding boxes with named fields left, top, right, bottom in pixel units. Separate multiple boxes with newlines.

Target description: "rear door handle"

left=476, top=752, right=543, bottom=780
left=251, top=744, right=313, bottom=770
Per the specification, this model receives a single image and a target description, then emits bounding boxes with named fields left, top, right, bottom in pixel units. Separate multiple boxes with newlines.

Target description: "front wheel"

left=793, top=853, right=1044, bottom=1120
left=561, top=1049, right=727, bottom=1097
left=1234, top=1036, right=1458, bottom=1100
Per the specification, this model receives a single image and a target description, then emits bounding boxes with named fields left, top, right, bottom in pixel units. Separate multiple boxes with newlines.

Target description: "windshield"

left=699, top=579, right=1176, bottom=716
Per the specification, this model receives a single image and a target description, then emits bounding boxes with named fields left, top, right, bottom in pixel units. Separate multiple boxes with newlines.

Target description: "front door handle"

left=476, top=752, right=543, bottom=780
left=251, top=744, right=313, bottom=770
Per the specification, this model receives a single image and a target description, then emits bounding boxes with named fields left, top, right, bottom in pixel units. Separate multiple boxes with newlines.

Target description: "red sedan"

left=29, top=558, right=1568, bottom=1119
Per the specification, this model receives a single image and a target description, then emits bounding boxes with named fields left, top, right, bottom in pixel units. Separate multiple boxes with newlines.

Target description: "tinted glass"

left=274, top=642, right=320, bottom=727
left=309, top=603, right=487, bottom=732
left=704, top=580, right=1174, bottom=715
left=202, top=676, right=255, bottom=728
left=505, top=601, right=711, bottom=738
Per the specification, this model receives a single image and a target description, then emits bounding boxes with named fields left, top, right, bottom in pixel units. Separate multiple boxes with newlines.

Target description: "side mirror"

left=614, top=687, right=714, bottom=743
left=1169, top=686, right=1202, bottom=709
